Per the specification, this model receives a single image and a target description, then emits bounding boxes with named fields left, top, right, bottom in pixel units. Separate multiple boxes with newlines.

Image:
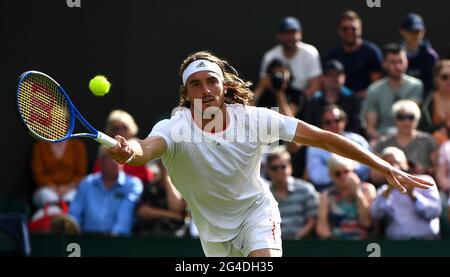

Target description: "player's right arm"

left=107, top=135, right=167, bottom=165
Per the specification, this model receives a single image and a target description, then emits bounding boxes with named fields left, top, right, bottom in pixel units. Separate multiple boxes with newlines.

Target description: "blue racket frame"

left=16, top=71, right=117, bottom=147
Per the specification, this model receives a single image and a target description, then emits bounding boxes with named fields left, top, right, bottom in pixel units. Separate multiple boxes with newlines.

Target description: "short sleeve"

left=148, top=119, right=174, bottom=155
left=368, top=43, right=383, bottom=72
left=306, top=46, right=323, bottom=79
left=363, top=85, right=378, bottom=114
left=252, top=107, right=299, bottom=144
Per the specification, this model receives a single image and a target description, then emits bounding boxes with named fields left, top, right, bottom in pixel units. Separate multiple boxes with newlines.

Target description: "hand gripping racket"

left=16, top=70, right=118, bottom=147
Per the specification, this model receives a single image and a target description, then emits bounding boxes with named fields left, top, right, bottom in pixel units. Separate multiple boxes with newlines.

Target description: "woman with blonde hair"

left=374, top=99, right=437, bottom=178
left=92, top=109, right=154, bottom=183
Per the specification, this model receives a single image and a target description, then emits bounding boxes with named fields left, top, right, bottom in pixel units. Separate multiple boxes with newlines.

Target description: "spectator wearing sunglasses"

left=265, top=147, right=319, bottom=240
left=325, top=10, right=383, bottom=99
left=371, top=147, right=441, bottom=240
left=316, top=155, right=375, bottom=240
left=373, top=100, right=437, bottom=184
left=92, top=110, right=155, bottom=183
left=306, top=105, right=370, bottom=191
left=420, top=60, right=450, bottom=145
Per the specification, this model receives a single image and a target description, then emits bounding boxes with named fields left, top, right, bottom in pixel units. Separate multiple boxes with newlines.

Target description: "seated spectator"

left=265, top=147, right=319, bottom=240
left=69, top=146, right=143, bottom=236
left=420, top=60, right=450, bottom=145
left=363, top=43, right=424, bottom=143
left=254, top=58, right=307, bottom=119
left=306, top=105, right=370, bottom=191
left=325, top=10, right=383, bottom=99
left=93, top=109, right=154, bottom=183
left=373, top=100, right=437, bottom=184
left=436, top=141, right=450, bottom=196
left=371, top=147, right=441, bottom=240
left=31, top=139, right=87, bottom=208
left=316, top=155, right=375, bottom=240
left=133, top=160, right=187, bottom=237
left=400, top=13, right=439, bottom=97
left=254, top=16, right=322, bottom=100
left=305, top=59, right=363, bottom=134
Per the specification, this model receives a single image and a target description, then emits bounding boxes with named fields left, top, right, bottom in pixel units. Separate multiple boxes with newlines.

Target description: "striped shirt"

left=269, top=177, right=319, bottom=239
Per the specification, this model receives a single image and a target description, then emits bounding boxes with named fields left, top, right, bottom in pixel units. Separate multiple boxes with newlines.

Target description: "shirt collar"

left=287, top=176, right=296, bottom=192
left=97, top=171, right=126, bottom=188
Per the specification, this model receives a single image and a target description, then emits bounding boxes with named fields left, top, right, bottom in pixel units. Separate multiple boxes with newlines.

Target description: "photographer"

left=253, top=59, right=306, bottom=119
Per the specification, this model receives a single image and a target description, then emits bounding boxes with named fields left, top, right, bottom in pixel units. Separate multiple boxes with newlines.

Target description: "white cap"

left=182, top=59, right=224, bottom=85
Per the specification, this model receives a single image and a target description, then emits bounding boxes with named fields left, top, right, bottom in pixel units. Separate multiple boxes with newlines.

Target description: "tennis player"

left=107, top=51, right=432, bottom=257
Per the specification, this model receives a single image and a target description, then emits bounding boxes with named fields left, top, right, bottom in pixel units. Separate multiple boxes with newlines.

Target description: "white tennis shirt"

left=149, top=104, right=299, bottom=241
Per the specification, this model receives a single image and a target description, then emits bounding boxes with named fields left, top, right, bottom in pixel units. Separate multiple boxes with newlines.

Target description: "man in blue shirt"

left=400, top=13, right=439, bottom=98
left=306, top=105, right=370, bottom=191
left=69, top=146, right=143, bottom=235
left=326, top=10, right=383, bottom=99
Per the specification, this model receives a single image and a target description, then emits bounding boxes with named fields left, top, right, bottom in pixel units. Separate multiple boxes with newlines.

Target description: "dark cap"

left=277, top=17, right=302, bottom=32
left=324, top=59, right=345, bottom=74
left=401, top=13, right=425, bottom=31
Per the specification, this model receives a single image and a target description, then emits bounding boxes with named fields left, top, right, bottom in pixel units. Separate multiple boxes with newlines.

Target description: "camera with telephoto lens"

left=271, top=71, right=288, bottom=90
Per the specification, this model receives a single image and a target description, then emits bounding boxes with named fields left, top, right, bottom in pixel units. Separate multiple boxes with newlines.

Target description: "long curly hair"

left=178, top=51, right=253, bottom=108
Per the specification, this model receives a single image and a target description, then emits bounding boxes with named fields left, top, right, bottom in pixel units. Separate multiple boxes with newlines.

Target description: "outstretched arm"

left=107, top=136, right=167, bottom=165
left=292, top=120, right=433, bottom=193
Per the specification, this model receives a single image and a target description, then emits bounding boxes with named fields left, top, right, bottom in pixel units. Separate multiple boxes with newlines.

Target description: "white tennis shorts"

left=200, top=194, right=282, bottom=257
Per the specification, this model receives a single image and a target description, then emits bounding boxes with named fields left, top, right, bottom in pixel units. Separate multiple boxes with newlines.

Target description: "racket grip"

left=96, top=131, right=119, bottom=148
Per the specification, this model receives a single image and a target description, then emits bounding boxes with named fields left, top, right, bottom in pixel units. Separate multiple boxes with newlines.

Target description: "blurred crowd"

left=18, top=10, right=450, bottom=241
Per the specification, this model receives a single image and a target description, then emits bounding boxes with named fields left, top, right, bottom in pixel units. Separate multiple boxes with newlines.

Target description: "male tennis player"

left=108, top=51, right=432, bottom=257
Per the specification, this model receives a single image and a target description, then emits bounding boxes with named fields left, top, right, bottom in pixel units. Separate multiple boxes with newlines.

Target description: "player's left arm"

left=291, top=120, right=433, bottom=192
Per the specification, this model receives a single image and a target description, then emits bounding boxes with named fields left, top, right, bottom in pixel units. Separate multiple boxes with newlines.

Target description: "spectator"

left=400, top=13, right=439, bottom=97
left=254, top=16, right=322, bottom=100
left=326, top=10, right=383, bottom=99
left=306, top=105, right=370, bottom=191
left=436, top=141, right=450, bottom=196
left=265, top=147, right=319, bottom=240
left=371, top=147, right=441, bottom=240
left=133, top=160, right=187, bottom=237
left=305, top=59, right=363, bottom=134
left=254, top=59, right=307, bottom=119
left=420, top=60, right=450, bottom=145
left=373, top=100, right=437, bottom=185
left=316, top=155, right=375, bottom=240
left=363, top=43, right=423, bottom=143
left=31, top=139, right=87, bottom=208
left=93, top=109, right=154, bottom=183
left=69, top=146, right=143, bottom=236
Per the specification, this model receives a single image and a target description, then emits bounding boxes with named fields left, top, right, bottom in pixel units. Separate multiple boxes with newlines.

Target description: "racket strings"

left=17, top=74, right=71, bottom=140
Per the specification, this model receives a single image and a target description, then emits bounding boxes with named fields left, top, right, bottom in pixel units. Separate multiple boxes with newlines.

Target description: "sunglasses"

left=340, top=26, right=357, bottom=32
left=333, top=169, right=351, bottom=178
left=440, top=74, right=450, bottom=81
left=323, top=118, right=342, bottom=126
left=111, top=125, right=129, bottom=132
left=395, top=114, right=415, bottom=121
left=270, top=164, right=288, bottom=171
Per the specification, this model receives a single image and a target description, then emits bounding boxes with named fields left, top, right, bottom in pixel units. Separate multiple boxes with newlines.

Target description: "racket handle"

left=96, top=131, right=119, bottom=148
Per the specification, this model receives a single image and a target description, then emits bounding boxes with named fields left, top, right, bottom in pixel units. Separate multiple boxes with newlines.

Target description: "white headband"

left=182, top=59, right=224, bottom=85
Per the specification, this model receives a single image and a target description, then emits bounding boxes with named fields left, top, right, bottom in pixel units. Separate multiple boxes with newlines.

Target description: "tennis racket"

left=16, top=70, right=118, bottom=147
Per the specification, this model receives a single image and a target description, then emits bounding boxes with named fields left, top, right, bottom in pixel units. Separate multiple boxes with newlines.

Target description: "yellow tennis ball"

left=89, top=75, right=111, bottom=96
